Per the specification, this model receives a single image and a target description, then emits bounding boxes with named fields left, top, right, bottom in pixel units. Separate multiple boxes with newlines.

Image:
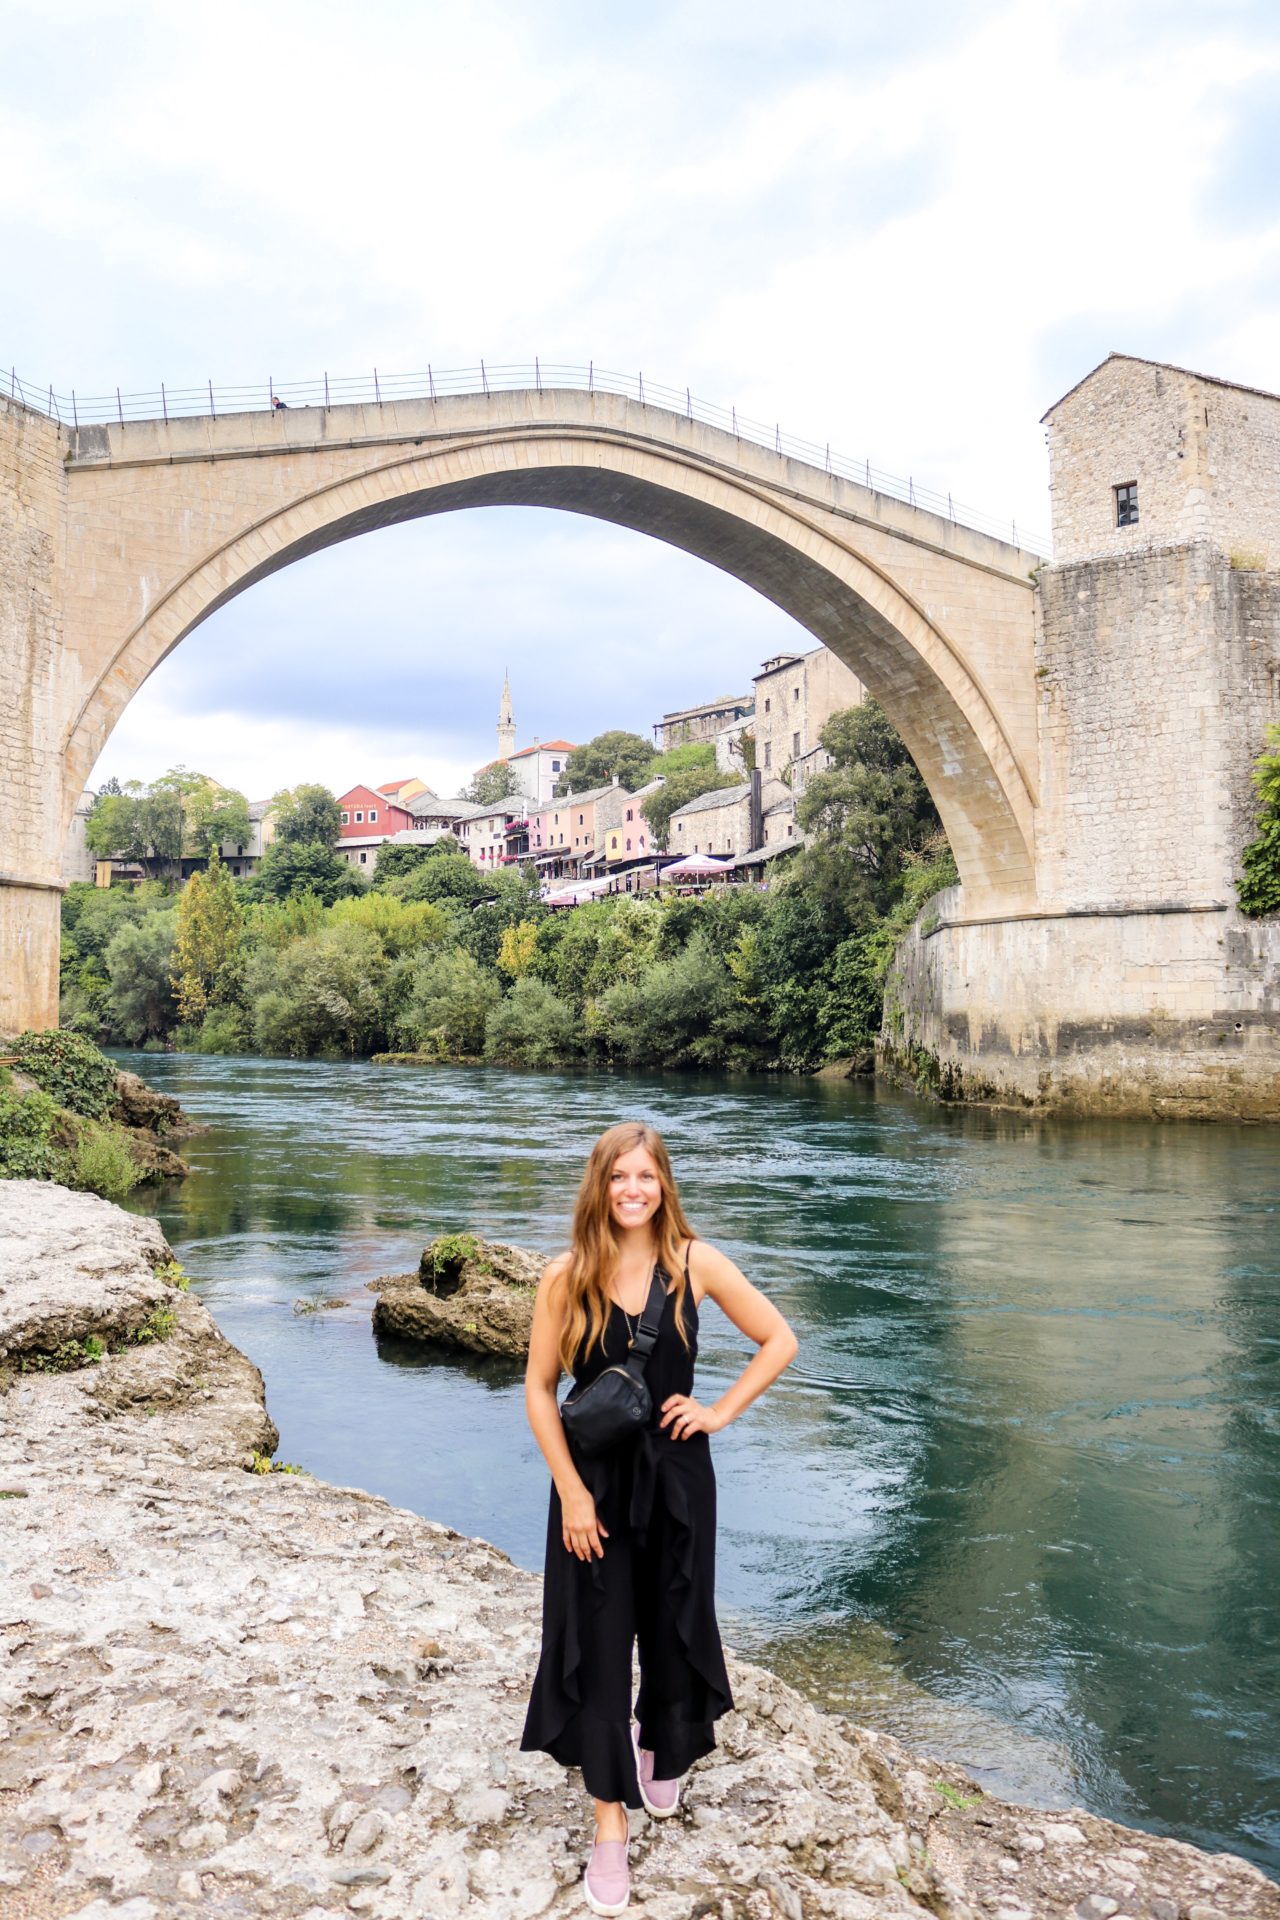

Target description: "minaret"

left=497, top=669, right=517, bottom=760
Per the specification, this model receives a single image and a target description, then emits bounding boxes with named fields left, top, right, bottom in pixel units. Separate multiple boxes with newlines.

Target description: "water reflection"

left=122, top=1052, right=1280, bottom=1875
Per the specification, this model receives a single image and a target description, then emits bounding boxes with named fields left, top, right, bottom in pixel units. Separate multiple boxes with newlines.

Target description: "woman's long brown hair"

left=555, top=1122, right=695, bottom=1375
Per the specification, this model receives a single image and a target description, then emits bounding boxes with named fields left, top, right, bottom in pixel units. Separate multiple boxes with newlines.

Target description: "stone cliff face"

left=1, top=1185, right=1277, bottom=1920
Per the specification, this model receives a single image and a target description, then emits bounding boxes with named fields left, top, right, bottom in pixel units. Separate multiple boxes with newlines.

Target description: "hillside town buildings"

left=753, top=646, right=865, bottom=794
left=666, top=773, right=792, bottom=860
left=653, top=691, right=754, bottom=771
left=85, top=646, right=863, bottom=894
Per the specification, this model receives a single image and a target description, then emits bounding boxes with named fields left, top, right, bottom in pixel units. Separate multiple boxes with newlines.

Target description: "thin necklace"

left=616, top=1260, right=655, bottom=1342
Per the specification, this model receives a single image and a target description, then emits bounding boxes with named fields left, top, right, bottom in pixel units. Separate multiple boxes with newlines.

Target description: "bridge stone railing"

left=0, top=357, right=1049, bottom=553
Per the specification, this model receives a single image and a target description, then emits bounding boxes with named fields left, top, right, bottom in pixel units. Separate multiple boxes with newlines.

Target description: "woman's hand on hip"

left=561, top=1484, right=609, bottom=1560
left=660, top=1394, right=726, bottom=1440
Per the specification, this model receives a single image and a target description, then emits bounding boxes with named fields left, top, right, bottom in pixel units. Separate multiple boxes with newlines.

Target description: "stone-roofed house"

left=668, top=775, right=791, bottom=859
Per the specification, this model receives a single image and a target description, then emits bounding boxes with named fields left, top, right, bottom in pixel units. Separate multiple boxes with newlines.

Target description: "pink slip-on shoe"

left=583, top=1835, right=629, bottom=1915
left=632, top=1723, right=680, bottom=1817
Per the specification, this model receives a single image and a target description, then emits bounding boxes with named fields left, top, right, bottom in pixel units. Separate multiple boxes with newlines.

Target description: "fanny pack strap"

left=624, top=1267, right=669, bottom=1368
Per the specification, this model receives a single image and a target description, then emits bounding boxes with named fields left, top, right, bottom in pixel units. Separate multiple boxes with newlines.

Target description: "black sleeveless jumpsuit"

left=520, top=1261, right=734, bottom=1808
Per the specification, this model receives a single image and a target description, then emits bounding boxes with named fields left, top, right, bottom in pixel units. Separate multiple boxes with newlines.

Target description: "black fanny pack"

left=560, top=1269, right=668, bottom=1457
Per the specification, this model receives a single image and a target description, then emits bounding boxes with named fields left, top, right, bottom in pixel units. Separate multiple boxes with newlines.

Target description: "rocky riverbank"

left=2, top=1185, right=1277, bottom=1920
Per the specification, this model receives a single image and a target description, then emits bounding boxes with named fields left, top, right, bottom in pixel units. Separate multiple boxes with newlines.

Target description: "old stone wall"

left=0, top=396, right=69, bottom=1031
left=1046, top=355, right=1280, bottom=567
left=882, top=520, right=1280, bottom=1119
left=1034, top=546, right=1280, bottom=911
left=882, top=888, right=1280, bottom=1119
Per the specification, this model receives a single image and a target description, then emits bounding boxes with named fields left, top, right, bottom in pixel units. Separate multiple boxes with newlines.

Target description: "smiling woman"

left=520, top=1120, right=797, bottom=1914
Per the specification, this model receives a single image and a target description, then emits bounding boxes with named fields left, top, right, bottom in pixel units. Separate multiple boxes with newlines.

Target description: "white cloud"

left=6, top=0, right=1280, bottom=794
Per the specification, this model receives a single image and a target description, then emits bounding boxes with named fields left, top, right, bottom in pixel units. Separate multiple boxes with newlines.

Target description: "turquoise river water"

left=117, top=1050, right=1280, bottom=1875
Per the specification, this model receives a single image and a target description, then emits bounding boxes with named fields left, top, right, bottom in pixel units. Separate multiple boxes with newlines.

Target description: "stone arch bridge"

left=2, top=362, right=1277, bottom=1116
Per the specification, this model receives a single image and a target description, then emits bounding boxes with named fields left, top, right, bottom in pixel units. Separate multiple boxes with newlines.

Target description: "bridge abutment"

left=882, top=892, right=1280, bottom=1120
left=1, top=397, right=68, bottom=1034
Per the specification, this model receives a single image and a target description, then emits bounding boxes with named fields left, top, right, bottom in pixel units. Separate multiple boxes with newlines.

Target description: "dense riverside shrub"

left=484, top=977, right=581, bottom=1067
left=247, top=923, right=389, bottom=1058
left=0, top=1089, right=60, bottom=1180
left=390, top=948, right=501, bottom=1058
left=593, top=938, right=734, bottom=1068
left=104, top=910, right=180, bottom=1043
left=11, top=1030, right=118, bottom=1119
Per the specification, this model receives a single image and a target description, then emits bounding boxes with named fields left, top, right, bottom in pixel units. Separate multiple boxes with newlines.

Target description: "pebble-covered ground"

left=2, top=1182, right=1277, bottom=1920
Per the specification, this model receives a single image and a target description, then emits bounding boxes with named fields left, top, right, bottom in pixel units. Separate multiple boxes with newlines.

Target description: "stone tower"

left=884, top=353, right=1280, bottom=1118
left=497, top=670, right=516, bottom=760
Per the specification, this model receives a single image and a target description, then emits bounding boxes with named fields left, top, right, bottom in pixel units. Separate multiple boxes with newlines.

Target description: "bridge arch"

left=61, top=407, right=1039, bottom=909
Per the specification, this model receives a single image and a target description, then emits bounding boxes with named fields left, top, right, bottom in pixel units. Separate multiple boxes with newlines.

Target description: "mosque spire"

left=497, top=668, right=517, bottom=760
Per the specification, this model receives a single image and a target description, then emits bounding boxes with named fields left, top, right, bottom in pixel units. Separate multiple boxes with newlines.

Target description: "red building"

left=336, top=785, right=414, bottom=840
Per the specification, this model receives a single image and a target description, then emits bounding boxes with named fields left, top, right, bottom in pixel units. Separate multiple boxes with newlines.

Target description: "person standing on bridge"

left=521, top=1122, right=798, bottom=1914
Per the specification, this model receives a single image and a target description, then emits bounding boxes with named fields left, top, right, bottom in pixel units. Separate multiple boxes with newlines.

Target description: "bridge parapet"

left=1, top=357, right=1049, bottom=554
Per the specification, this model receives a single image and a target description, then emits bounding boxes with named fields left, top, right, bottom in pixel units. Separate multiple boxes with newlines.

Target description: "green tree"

left=642, top=767, right=742, bottom=851
left=254, top=836, right=365, bottom=905
left=247, top=923, right=388, bottom=1057
left=557, top=730, right=655, bottom=795
left=385, top=853, right=489, bottom=907
left=390, top=949, right=500, bottom=1059
left=182, top=777, right=251, bottom=857
left=817, top=842, right=957, bottom=1060
left=1238, top=724, right=1280, bottom=916
left=753, top=888, right=855, bottom=1069
left=327, top=892, right=449, bottom=957
left=85, top=768, right=249, bottom=875
left=463, top=761, right=522, bottom=805
left=484, top=977, right=580, bottom=1067
left=271, top=784, right=342, bottom=845
left=372, top=835, right=464, bottom=889
left=454, top=871, right=545, bottom=972
left=794, top=700, right=941, bottom=917
left=172, top=849, right=243, bottom=1022
left=104, top=910, right=180, bottom=1042
left=85, top=785, right=152, bottom=868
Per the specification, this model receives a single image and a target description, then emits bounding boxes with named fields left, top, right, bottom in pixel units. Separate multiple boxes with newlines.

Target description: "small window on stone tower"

left=1114, top=482, right=1138, bottom=528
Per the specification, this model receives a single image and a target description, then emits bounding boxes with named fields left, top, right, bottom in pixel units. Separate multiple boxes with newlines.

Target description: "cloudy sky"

left=5, top=0, right=1279, bottom=801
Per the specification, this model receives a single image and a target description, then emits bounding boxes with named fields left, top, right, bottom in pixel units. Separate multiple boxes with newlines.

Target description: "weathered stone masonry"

left=0, top=396, right=66, bottom=1031
left=885, top=357, right=1280, bottom=1119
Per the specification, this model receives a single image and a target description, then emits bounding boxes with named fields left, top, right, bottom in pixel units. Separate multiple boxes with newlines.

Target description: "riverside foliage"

left=0, top=1031, right=143, bottom=1201
left=1238, top=723, right=1280, bottom=917
left=61, top=704, right=955, bottom=1071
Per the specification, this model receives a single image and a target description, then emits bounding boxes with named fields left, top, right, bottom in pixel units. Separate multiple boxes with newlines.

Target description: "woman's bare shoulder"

left=684, top=1235, right=734, bottom=1302
left=685, top=1237, right=751, bottom=1301
left=538, top=1250, right=573, bottom=1298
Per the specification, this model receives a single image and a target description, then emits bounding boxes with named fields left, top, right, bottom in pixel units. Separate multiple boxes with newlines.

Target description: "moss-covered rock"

left=370, top=1232, right=543, bottom=1358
